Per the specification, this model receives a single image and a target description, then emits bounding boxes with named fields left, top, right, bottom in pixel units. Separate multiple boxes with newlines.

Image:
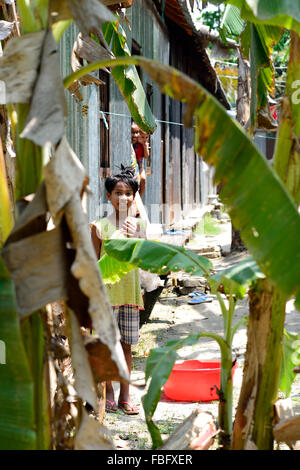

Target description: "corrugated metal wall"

left=59, top=24, right=101, bottom=221
left=59, top=2, right=215, bottom=226
left=122, top=0, right=170, bottom=224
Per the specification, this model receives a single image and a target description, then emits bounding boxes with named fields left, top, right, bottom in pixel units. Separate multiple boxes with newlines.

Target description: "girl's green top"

left=94, top=217, right=144, bottom=309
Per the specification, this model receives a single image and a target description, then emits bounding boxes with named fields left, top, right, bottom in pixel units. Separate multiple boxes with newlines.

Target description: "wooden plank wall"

left=169, top=26, right=200, bottom=223
left=168, top=20, right=217, bottom=216
left=168, top=101, right=182, bottom=224
left=129, top=0, right=170, bottom=225
left=99, top=82, right=132, bottom=218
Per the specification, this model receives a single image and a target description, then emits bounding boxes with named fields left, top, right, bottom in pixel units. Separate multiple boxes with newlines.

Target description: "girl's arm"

left=138, top=132, right=150, bottom=159
left=90, top=223, right=102, bottom=259
left=142, top=140, right=149, bottom=159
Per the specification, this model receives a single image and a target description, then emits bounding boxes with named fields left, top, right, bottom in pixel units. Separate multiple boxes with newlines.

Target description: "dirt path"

left=103, top=251, right=300, bottom=450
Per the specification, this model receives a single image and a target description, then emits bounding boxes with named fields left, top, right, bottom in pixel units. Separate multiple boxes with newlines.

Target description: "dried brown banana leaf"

left=21, top=30, right=67, bottom=147
left=0, top=31, right=45, bottom=104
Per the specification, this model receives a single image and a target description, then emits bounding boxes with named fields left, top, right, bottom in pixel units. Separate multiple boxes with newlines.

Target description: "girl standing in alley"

left=90, top=166, right=146, bottom=415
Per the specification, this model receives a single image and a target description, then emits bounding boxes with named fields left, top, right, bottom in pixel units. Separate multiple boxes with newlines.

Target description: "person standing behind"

left=90, top=166, right=146, bottom=415
left=131, top=122, right=150, bottom=197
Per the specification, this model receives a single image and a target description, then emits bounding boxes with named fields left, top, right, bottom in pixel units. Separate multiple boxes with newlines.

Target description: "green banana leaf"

left=103, top=238, right=266, bottom=448
left=249, top=23, right=282, bottom=126
left=214, top=0, right=300, bottom=35
left=133, top=56, right=300, bottom=309
left=0, top=258, right=36, bottom=449
left=103, top=241, right=264, bottom=300
left=102, top=21, right=157, bottom=134
left=104, top=238, right=212, bottom=277
left=0, top=151, right=36, bottom=449
left=220, top=4, right=245, bottom=40
left=210, top=256, right=265, bottom=298
left=140, top=255, right=272, bottom=449
left=143, top=332, right=228, bottom=449
left=219, top=4, right=282, bottom=127
left=98, top=252, right=135, bottom=284
left=143, top=344, right=178, bottom=449
left=64, top=56, right=300, bottom=309
left=279, top=329, right=300, bottom=397
left=20, top=312, right=50, bottom=450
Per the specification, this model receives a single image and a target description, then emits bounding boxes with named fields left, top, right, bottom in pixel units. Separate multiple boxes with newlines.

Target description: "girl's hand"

left=138, top=131, right=150, bottom=158
left=121, top=217, right=140, bottom=238
left=137, top=131, right=149, bottom=145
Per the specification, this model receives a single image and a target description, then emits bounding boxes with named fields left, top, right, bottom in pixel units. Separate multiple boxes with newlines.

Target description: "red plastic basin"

left=163, top=360, right=238, bottom=402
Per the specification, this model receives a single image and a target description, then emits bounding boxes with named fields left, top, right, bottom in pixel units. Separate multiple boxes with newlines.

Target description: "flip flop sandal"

left=164, top=229, right=186, bottom=235
left=188, top=294, right=213, bottom=305
left=188, top=291, right=204, bottom=297
left=105, top=399, right=118, bottom=412
left=118, top=401, right=139, bottom=415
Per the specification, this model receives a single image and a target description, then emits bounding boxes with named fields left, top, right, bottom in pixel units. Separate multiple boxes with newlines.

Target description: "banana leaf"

left=138, top=251, right=276, bottom=449
left=104, top=240, right=264, bottom=301
left=220, top=4, right=282, bottom=127
left=249, top=23, right=282, bottom=127
left=20, top=311, right=51, bottom=450
left=0, top=258, right=36, bottom=449
left=279, top=329, right=300, bottom=397
left=210, top=256, right=265, bottom=298
left=48, top=0, right=114, bottom=36
left=214, top=0, right=300, bottom=35
left=104, top=238, right=212, bottom=277
left=98, top=252, right=135, bottom=284
left=143, top=333, right=228, bottom=449
left=220, top=4, right=245, bottom=40
left=64, top=56, right=300, bottom=309
left=0, top=142, right=36, bottom=449
left=102, top=21, right=157, bottom=134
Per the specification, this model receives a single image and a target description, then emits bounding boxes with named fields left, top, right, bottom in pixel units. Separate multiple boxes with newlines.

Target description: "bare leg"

left=118, top=341, right=132, bottom=403
left=118, top=341, right=139, bottom=414
left=106, top=381, right=115, bottom=402
left=105, top=381, right=117, bottom=411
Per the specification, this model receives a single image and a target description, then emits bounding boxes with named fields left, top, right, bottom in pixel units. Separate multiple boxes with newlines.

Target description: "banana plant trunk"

left=0, top=0, right=51, bottom=449
left=231, top=31, right=300, bottom=451
left=231, top=280, right=286, bottom=449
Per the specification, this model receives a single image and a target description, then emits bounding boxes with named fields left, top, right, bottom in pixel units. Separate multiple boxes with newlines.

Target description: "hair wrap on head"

left=105, top=163, right=139, bottom=194
left=120, top=164, right=135, bottom=178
